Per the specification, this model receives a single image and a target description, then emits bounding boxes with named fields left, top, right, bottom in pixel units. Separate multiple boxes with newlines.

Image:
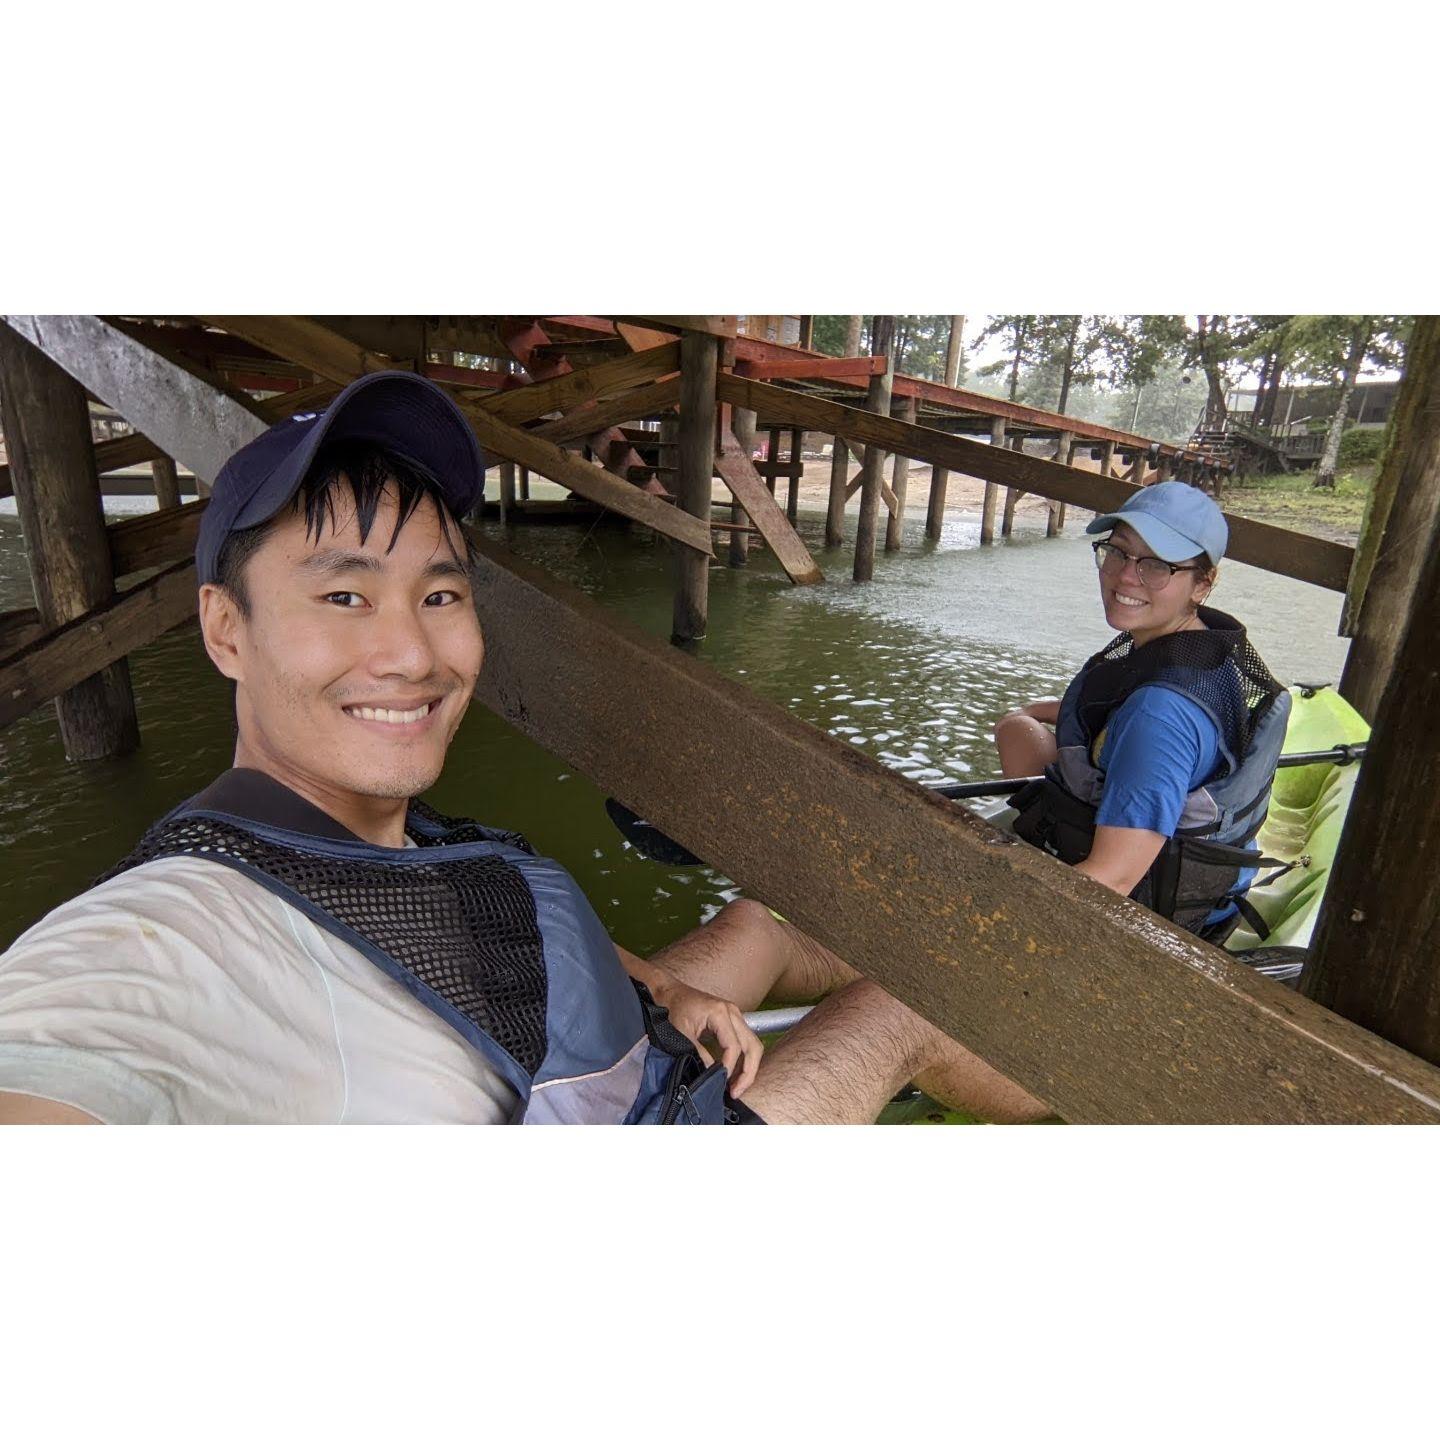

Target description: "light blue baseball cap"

left=1085, top=480, right=1227, bottom=565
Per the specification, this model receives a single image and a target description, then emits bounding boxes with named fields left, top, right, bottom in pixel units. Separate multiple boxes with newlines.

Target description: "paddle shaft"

left=931, top=743, right=1367, bottom=801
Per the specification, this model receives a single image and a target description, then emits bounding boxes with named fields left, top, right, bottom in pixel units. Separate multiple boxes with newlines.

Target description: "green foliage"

left=810, top=315, right=850, bottom=357
left=1339, top=426, right=1384, bottom=465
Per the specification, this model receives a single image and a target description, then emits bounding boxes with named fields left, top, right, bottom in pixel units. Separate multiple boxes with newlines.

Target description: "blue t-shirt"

left=1091, top=685, right=1254, bottom=923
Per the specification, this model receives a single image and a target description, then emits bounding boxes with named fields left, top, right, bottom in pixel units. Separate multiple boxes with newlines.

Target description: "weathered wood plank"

left=720, top=373, right=1352, bottom=592
left=739, top=355, right=886, bottom=382
left=606, top=315, right=738, bottom=339
left=466, top=529, right=1440, bottom=1123
left=714, top=429, right=824, bottom=585
left=1339, top=317, right=1440, bottom=719
left=4, top=316, right=267, bottom=486
left=110, top=500, right=210, bottom=579
left=473, top=341, right=680, bottom=427
left=1303, top=330, right=1440, bottom=1061
left=467, top=411, right=712, bottom=553
left=0, top=561, right=196, bottom=731
left=0, top=606, right=44, bottom=658
left=529, top=376, right=681, bottom=446
left=198, top=316, right=414, bottom=385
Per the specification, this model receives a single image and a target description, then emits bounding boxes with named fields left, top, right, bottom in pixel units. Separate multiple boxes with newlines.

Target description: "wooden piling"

left=518, top=465, right=530, bottom=501
left=498, top=460, right=517, bottom=523
left=852, top=317, right=895, bottom=583
left=885, top=396, right=917, bottom=551
left=0, top=322, right=140, bottom=760
left=1301, top=385, right=1440, bottom=1062
left=150, top=453, right=181, bottom=510
left=673, top=332, right=717, bottom=642
left=1001, top=435, right=1023, bottom=537
left=925, top=326, right=965, bottom=542
left=978, top=419, right=1004, bottom=545
left=825, top=437, right=849, bottom=548
left=1340, top=316, right=1440, bottom=721
left=786, top=426, right=802, bottom=524
left=765, top=427, right=781, bottom=495
left=1097, top=439, right=1116, bottom=480
left=1047, top=431, right=1074, bottom=536
left=728, top=407, right=755, bottom=567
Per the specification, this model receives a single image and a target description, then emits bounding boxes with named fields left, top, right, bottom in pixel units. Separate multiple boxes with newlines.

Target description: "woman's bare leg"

left=994, top=713, right=1058, bottom=779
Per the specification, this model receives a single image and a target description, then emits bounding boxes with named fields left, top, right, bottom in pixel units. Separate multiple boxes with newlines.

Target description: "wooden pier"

left=3, top=313, right=1440, bottom=1123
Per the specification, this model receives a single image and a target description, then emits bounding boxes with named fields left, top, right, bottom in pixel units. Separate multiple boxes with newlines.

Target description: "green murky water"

left=0, top=488, right=1350, bottom=951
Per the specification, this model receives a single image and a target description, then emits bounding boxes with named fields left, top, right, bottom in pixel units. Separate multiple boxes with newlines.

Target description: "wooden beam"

left=197, top=316, right=415, bottom=385
left=0, top=606, right=44, bottom=658
left=4, top=316, right=268, bottom=487
left=109, top=499, right=209, bottom=578
left=1302, top=357, right=1440, bottom=1061
left=465, top=412, right=713, bottom=554
left=605, top=315, right=738, bottom=339
left=0, top=561, right=196, bottom=732
left=195, top=318, right=710, bottom=555
left=151, top=454, right=181, bottom=510
left=1339, top=317, right=1440, bottom=720
left=714, top=429, right=824, bottom=585
left=530, top=376, right=681, bottom=446
left=738, top=355, right=887, bottom=383
left=466, top=530, right=1440, bottom=1123
left=473, top=341, right=681, bottom=427
left=719, top=373, right=1352, bottom=593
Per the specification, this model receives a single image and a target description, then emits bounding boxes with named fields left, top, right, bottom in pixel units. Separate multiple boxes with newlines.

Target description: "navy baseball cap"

left=196, top=370, right=486, bottom=584
left=1085, top=480, right=1228, bottom=566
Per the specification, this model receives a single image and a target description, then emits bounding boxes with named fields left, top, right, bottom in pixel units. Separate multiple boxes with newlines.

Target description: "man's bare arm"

left=0, top=1092, right=101, bottom=1124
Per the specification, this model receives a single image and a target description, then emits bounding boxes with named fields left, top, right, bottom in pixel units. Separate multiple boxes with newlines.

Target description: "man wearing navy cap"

left=0, top=374, right=1047, bottom=1125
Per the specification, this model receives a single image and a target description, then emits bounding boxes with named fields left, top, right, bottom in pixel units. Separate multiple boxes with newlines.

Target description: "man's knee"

left=714, top=896, right=778, bottom=938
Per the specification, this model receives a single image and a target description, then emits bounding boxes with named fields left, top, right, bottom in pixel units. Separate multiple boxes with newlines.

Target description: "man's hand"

left=614, top=944, right=764, bottom=1099
left=651, top=976, right=764, bottom=1100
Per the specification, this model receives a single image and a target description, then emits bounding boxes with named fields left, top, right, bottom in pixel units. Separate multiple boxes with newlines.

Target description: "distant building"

left=1227, top=378, right=1399, bottom=430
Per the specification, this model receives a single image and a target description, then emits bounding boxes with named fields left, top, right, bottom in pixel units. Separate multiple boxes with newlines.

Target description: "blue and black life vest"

left=1010, top=607, right=1290, bottom=939
left=96, top=769, right=731, bottom=1124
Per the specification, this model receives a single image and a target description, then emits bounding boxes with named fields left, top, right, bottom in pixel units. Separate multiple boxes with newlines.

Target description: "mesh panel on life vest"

left=1077, top=606, right=1282, bottom=756
left=99, top=812, right=550, bottom=1076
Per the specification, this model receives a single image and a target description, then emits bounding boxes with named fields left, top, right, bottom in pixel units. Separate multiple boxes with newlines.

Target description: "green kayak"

left=1223, top=684, right=1369, bottom=955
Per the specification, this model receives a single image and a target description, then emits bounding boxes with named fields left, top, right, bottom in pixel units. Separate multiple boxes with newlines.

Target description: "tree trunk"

left=1196, top=315, right=1228, bottom=425
left=843, top=315, right=863, bottom=359
left=944, top=316, right=965, bottom=388
left=1008, top=320, right=1027, bottom=402
left=1314, top=319, right=1371, bottom=489
left=1253, top=350, right=1273, bottom=427
left=1056, top=315, right=1080, bottom=415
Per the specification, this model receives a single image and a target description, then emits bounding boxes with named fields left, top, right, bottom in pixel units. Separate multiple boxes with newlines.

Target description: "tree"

left=1286, top=316, right=1410, bottom=488
left=1183, top=315, right=1247, bottom=425
left=972, top=315, right=1042, bottom=401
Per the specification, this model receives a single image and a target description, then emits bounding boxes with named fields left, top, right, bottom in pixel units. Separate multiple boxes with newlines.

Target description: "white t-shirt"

left=0, top=857, right=520, bottom=1124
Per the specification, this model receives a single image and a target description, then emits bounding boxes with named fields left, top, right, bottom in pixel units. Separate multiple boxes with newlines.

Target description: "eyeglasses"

left=1092, top=539, right=1204, bottom=591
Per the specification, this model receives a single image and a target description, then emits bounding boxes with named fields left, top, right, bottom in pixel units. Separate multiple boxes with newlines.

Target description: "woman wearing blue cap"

left=994, top=481, right=1290, bottom=942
